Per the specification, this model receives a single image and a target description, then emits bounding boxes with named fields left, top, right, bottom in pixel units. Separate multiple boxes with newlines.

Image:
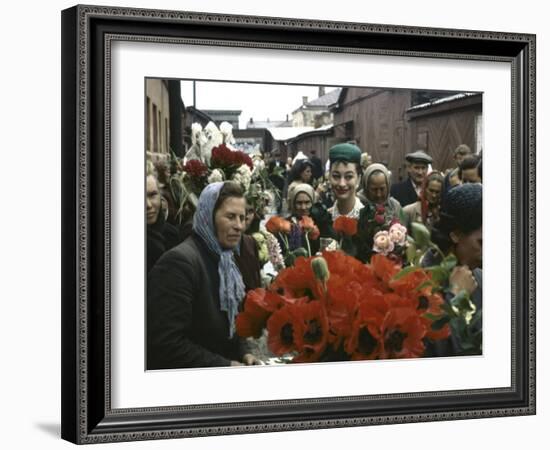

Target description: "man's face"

left=146, top=175, right=162, bottom=225
left=408, top=162, right=428, bottom=185
left=214, top=197, right=246, bottom=249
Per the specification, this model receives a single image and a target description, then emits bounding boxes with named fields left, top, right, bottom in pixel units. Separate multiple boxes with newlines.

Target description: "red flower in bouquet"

left=333, top=216, right=358, bottom=236
left=390, top=269, right=432, bottom=296
left=370, top=254, right=401, bottom=286
left=236, top=288, right=306, bottom=338
left=266, top=216, right=292, bottom=235
left=299, top=215, right=315, bottom=231
left=183, top=159, right=208, bottom=178
left=345, top=298, right=387, bottom=360
left=270, top=255, right=318, bottom=297
left=293, top=301, right=330, bottom=363
left=211, top=144, right=253, bottom=170
left=380, top=307, right=427, bottom=359
left=267, top=304, right=303, bottom=355
left=309, top=226, right=320, bottom=240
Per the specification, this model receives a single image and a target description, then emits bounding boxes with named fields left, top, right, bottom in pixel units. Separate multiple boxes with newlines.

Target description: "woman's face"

left=366, top=172, right=388, bottom=204
left=146, top=175, right=162, bottom=225
left=425, top=180, right=443, bottom=205
left=330, top=162, right=359, bottom=201
left=300, top=166, right=312, bottom=182
left=244, top=202, right=255, bottom=231
left=214, top=196, right=246, bottom=249
left=293, top=192, right=312, bottom=218
left=453, top=227, right=482, bottom=269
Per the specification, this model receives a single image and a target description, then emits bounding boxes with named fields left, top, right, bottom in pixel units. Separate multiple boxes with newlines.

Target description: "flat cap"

left=405, top=150, right=432, bottom=164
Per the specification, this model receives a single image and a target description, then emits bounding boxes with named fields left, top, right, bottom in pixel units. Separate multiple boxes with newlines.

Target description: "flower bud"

left=311, top=257, right=330, bottom=282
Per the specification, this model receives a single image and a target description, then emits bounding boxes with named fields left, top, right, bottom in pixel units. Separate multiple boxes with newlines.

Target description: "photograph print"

left=145, top=78, right=483, bottom=370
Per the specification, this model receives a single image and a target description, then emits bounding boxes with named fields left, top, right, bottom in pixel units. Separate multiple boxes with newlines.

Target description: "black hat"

left=405, top=150, right=432, bottom=165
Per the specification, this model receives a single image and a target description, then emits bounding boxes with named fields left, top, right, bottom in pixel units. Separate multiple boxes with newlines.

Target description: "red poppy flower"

left=299, top=216, right=315, bottom=231
left=309, top=225, right=320, bottom=240
left=292, top=301, right=329, bottom=362
left=333, top=216, right=358, bottom=236
left=345, top=298, right=387, bottom=360
left=271, top=256, right=316, bottom=297
left=421, top=315, right=451, bottom=341
left=267, top=305, right=303, bottom=355
left=243, top=288, right=286, bottom=320
left=266, top=216, right=291, bottom=234
left=390, top=269, right=432, bottom=296
left=370, top=254, right=401, bottom=286
left=376, top=204, right=386, bottom=214
left=380, top=307, right=426, bottom=359
left=235, top=312, right=264, bottom=338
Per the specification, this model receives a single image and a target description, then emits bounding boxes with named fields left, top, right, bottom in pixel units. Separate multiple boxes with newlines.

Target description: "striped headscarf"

left=192, top=182, right=245, bottom=338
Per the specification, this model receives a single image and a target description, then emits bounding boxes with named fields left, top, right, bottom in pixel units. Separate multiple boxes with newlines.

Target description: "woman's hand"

left=449, top=265, right=478, bottom=296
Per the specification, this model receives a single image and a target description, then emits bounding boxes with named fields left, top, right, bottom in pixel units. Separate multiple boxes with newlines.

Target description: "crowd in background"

left=145, top=141, right=483, bottom=369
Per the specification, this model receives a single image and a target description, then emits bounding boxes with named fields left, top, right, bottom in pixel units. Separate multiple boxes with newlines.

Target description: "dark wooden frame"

left=61, top=4, right=536, bottom=444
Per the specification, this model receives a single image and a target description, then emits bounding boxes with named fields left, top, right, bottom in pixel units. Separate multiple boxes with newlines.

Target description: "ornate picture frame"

left=61, top=4, right=535, bottom=444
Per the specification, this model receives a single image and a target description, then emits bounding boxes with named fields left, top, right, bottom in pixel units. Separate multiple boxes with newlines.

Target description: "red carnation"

left=183, top=159, right=208, bottom=178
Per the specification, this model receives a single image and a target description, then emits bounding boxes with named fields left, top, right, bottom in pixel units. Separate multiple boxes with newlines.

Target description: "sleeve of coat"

left=147, top=249, right=232, bottom=369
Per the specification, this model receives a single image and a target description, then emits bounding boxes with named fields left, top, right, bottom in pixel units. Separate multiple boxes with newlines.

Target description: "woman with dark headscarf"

left=147, top=181, right=260, bottom=369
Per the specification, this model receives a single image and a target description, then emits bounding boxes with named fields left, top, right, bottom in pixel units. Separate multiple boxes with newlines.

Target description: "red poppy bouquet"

left=236, top=251, right=452, bottom=362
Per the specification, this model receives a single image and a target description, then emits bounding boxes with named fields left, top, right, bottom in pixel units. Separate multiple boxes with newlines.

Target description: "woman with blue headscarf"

left=147, top=181, right=260, bottom=369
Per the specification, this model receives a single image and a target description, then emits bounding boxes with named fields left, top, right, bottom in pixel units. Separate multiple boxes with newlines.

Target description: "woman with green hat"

left=327, top=142, right=364, bottom=220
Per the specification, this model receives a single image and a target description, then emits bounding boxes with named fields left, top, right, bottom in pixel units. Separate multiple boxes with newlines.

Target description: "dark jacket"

left=147, top=233, right=250, bottom=369
left=234, top=235, right=262, bottom=292
left=390, top=178, right=419, bottom=208
left=147, top=213, right=182, bottom=273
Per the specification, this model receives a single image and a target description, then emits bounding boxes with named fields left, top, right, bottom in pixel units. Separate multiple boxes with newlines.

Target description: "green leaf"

left=391, top=266, right=421, bottom=281
left=426, top=266, right=450, bottom=284
left=411, top=222, right=431, bottom=249
left=441, top=254, right=458, bottom=272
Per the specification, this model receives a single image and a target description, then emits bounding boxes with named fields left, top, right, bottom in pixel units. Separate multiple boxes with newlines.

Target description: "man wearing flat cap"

left=390, top=150, right=432, bottom=208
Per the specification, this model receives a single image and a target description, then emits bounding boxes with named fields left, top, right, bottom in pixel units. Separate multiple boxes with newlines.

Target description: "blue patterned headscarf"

left=192, top=182, right=245, bottom=338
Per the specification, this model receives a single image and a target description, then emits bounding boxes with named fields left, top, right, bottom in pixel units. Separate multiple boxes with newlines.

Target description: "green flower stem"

left=305, top=233, right=312, bottom=257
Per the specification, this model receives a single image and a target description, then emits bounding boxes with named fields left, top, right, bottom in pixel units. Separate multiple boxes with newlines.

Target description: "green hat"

left=329, top=143, right=362, bottom=165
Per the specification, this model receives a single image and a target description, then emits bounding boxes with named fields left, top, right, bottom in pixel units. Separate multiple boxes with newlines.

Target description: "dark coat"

left=147, top=214, right=182, bottom=274
left=390, top=178, right=419, bottom=208
left=234, top=235, right=262, bottom=291
left=147, top=233, right=250, bottom=369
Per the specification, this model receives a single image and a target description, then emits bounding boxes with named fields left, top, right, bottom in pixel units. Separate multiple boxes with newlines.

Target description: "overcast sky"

left=180, top=80, right=337, bottom=129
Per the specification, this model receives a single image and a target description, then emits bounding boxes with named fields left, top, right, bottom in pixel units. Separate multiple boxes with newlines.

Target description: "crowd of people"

left=146, top=141, right=483, bottom=369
